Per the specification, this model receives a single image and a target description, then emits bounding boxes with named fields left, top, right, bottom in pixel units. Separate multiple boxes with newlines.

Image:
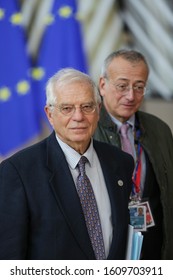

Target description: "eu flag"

left=0, top=0, right=40, bottom=156
left=32, top=0, right=88, bottom=122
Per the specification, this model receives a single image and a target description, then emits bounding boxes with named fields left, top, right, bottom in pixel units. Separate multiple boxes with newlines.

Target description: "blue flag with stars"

left=32, top=0, right=88, bottom=123
left=0, top=0, right=40, bottom=156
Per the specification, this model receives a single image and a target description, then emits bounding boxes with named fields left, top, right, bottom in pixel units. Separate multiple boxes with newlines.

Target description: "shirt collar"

left=109, top=113, right=135, bottom=131
left=55, top=134, right=94, bottom=169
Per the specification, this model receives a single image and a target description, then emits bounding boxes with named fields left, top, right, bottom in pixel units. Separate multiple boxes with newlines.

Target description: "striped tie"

left=120, top=123, right=134, bottom=157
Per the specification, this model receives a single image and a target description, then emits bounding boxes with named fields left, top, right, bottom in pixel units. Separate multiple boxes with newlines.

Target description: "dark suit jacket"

left=0, top=132, right=134, bottom=260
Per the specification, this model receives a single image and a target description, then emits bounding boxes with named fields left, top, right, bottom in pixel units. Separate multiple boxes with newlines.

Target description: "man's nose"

left=71, top=107, right=84, bottom=120
left=125, top=87, right=135, bottom=100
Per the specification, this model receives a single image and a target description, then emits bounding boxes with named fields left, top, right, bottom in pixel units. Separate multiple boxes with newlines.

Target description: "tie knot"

left=120, top=123, right=130, bottom=137
left=78, top=156, right=88, bottom=175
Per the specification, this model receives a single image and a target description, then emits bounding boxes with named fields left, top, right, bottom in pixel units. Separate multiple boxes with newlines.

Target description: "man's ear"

left=44, top=106, right=54, bottom=127
left=99, top=77, right=106, bottom=97
left=98, top=102, right=102, bottom=111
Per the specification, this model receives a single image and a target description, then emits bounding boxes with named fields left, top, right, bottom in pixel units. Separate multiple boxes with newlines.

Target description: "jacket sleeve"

left=0, top=160, right=29, bottom=259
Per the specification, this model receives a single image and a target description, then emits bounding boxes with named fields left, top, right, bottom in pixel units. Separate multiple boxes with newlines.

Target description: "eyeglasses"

left=107, top=79, right=146, bottom=96
left=49, top=103, right=97, bottom=116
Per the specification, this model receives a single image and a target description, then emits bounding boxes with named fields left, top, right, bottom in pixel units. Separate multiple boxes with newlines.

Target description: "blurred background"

left=0, top=0, right=173, bottom=161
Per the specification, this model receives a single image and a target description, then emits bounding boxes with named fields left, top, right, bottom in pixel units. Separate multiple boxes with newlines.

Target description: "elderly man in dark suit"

left=0, top=68, right=134, bottom=260
left=94, top=49, right=173, bottom=259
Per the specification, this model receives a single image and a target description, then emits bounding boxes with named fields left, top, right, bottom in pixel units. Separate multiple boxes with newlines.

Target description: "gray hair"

left=101, top=49, right=149, bottom=78
left=46, top=68, right=101, bottom=106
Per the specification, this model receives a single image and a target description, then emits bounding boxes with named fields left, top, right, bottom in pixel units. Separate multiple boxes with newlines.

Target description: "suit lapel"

left=93, top=140, right=130, bottom=259
left=46, top=133, right=95, bottom=259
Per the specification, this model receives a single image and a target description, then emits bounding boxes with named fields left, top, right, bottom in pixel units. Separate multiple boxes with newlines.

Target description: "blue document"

left=126, top=224, right=143, bottom=260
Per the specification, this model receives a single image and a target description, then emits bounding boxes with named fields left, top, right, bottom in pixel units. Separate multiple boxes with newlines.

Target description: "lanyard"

left=132, top=144, right=142, bottom=194
left=131, top=127, right=143, bottom=196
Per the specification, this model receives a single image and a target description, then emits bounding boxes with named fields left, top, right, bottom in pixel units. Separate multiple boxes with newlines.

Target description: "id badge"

left=137, top=201, right=155, bottom=228
left=129, top=205, right=146, bottom=231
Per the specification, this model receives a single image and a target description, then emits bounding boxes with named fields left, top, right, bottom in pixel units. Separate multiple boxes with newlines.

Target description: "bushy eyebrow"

left=116, top=78, right=145, bottom=84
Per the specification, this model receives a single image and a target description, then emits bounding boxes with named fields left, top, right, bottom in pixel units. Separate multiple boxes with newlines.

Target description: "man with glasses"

left=0, top=68, right=134, bottom=260
left=94, top=49, right=173, bottom=259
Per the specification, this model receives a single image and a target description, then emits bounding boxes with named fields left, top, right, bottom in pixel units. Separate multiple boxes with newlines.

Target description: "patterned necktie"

left=76, top=156, right=106, bottom=260
left=120, top=123, right=134, bottom=157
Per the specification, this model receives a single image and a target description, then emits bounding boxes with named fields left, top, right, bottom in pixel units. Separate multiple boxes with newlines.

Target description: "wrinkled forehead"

left=55, top=81, right=96, bottom=104
left=107, top=58, right=149, bottom=81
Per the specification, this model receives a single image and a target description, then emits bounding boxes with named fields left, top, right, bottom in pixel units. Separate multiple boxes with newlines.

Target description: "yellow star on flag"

left=0, top=87, right=11, bottom=101
left=0, top=8, right=5, bottom=20
left=58, top=6, right=72, bottom=18
left=31, top=67, right=45, bottom=80
left=16, top=81, right=30, bottom=95
left=10, top=12, right=23, bottom=25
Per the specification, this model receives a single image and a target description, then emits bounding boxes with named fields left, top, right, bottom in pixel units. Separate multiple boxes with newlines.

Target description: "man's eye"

left=61, top=106, right=73, bottom=113
left=116, top=84, right=127, bottom=91
left=83, top=104, right=91, bottom=109
left=82, top=104, right=94, bottom=112
left=135, top=86, right=144, bottom=91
